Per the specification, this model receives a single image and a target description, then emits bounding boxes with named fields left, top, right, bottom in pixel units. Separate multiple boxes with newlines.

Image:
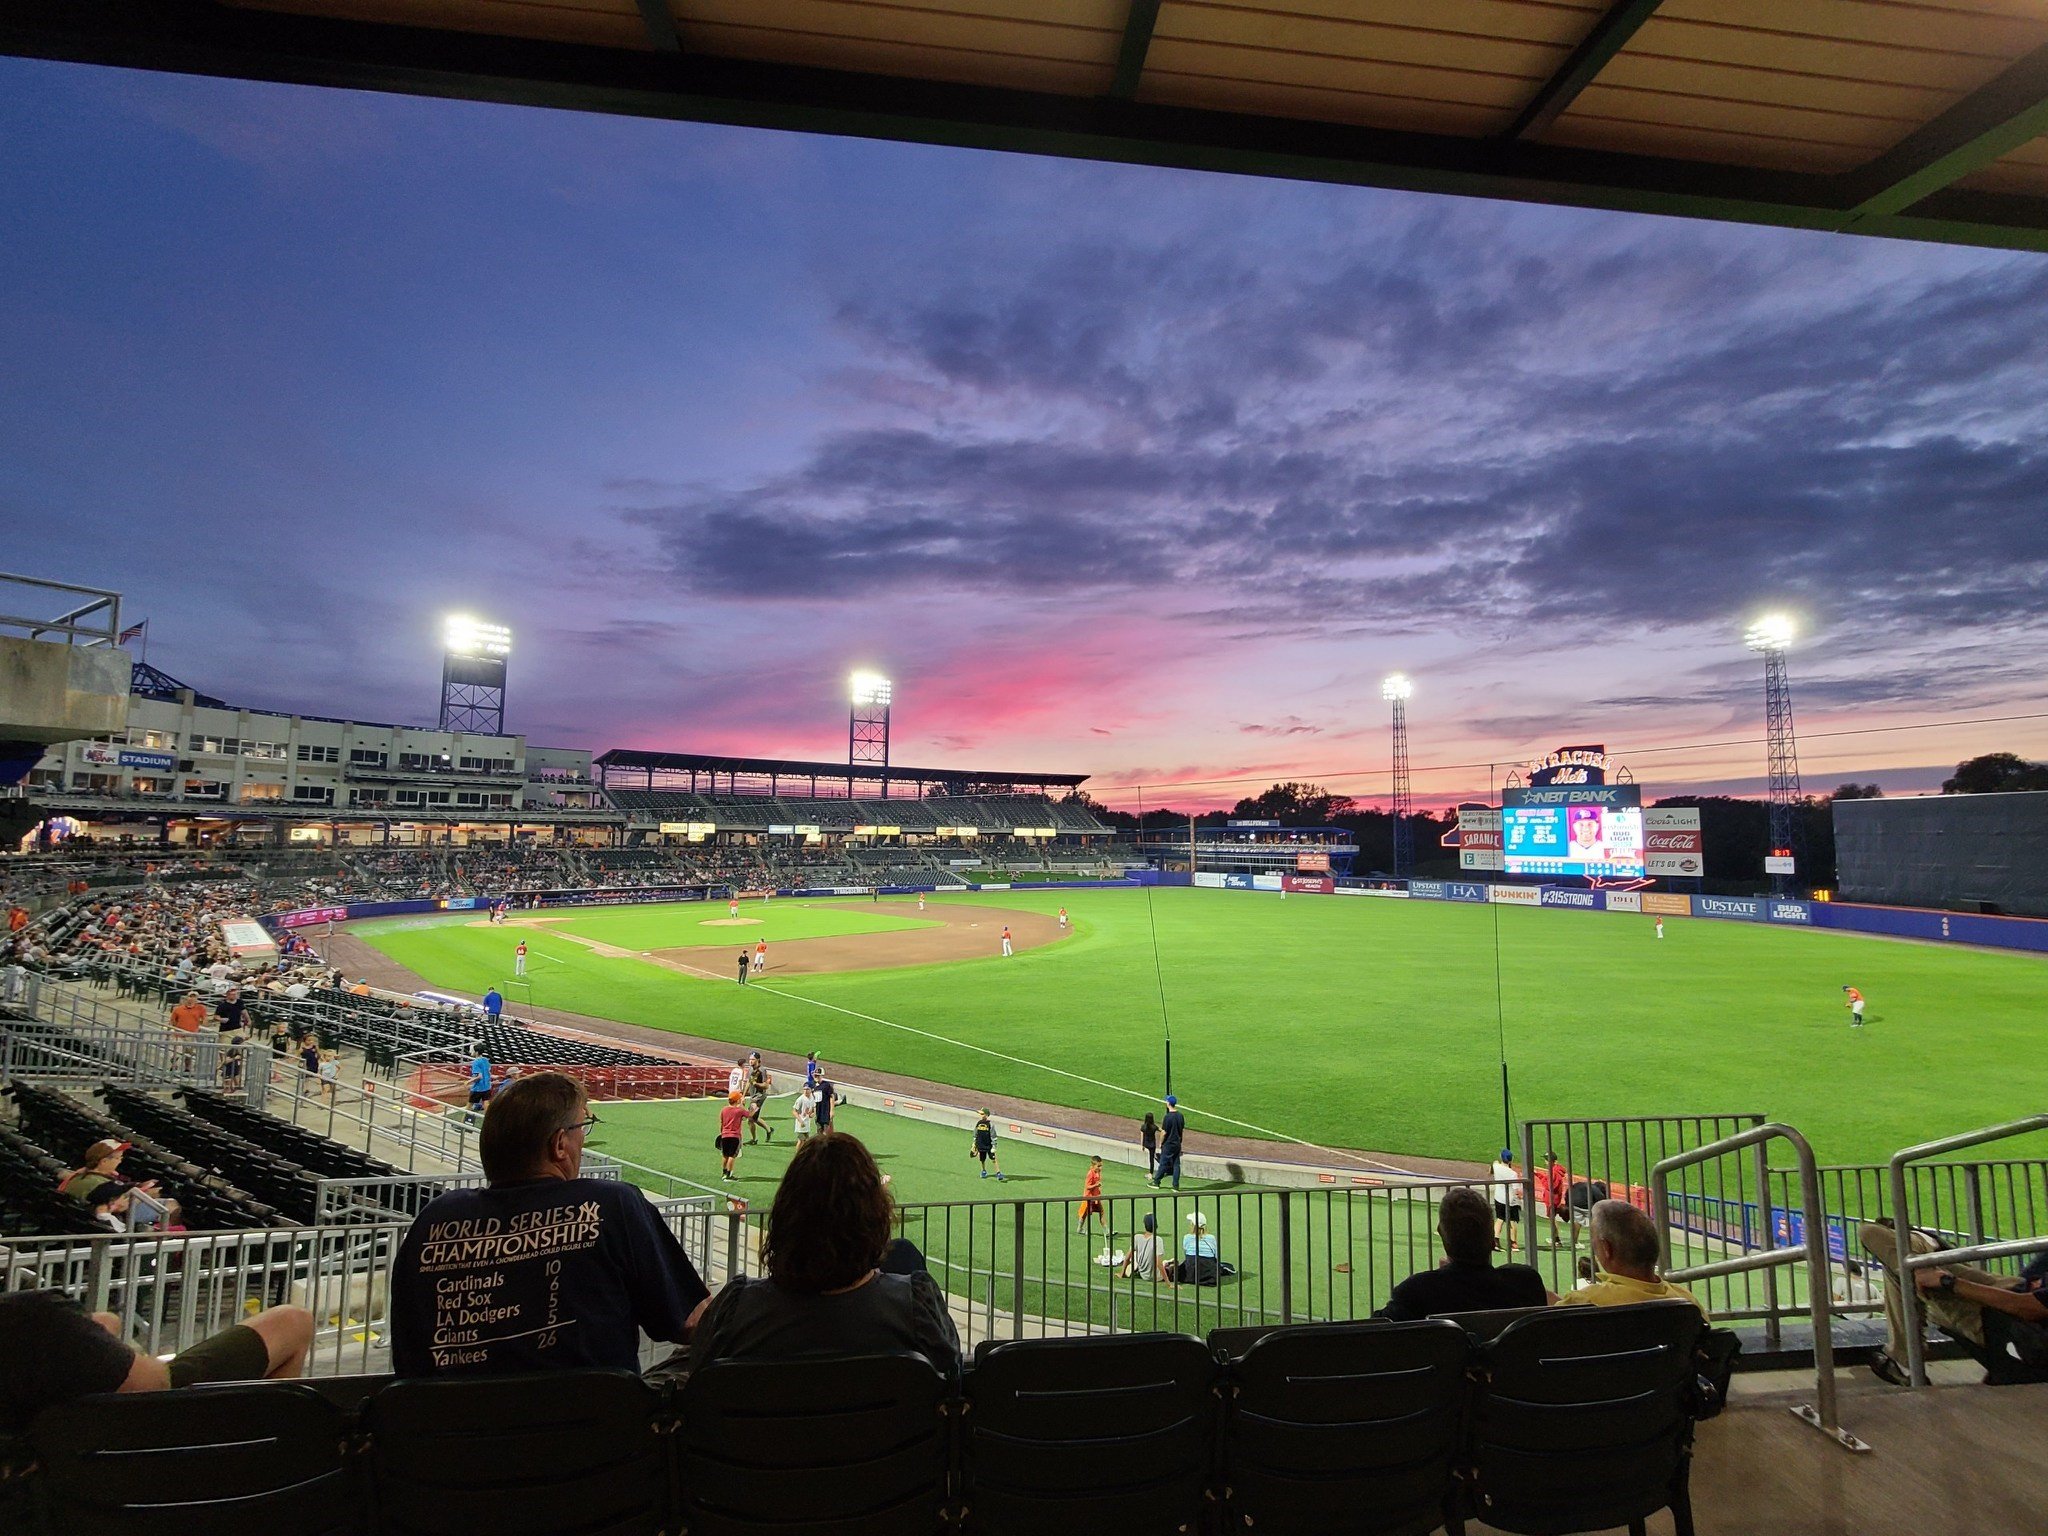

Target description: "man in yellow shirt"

left=1557, top=1199, right=1709, bottom=1318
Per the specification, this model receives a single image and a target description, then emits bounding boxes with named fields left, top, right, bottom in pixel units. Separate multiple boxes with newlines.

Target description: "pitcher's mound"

left=700, top=917, right=762, bottom=927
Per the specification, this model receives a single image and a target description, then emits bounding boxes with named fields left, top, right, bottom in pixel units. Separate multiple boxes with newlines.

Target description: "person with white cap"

left=1177, top=1211, right=1222, bottom=1284
left=1151, top=1094, right=1186, bottom=1190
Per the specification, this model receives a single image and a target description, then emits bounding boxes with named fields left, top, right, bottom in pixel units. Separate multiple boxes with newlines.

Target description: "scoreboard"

left=1502, top=785, right=1646, bottom=879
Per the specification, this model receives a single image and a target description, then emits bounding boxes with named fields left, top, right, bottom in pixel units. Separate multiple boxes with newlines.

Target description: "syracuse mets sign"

left=1526, top=745, right=1617, bottom=787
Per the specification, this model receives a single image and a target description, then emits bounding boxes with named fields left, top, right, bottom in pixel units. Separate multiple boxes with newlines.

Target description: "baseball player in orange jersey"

left=752, top=940, right=767, bottom=975
left=1000, top=925, right=1013, bottom=957
left=1843, top=984, right=1865, bottom=1027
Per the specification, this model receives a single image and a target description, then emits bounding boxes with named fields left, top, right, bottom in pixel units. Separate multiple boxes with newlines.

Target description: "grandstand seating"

left=0, top=1308, right=1711, bottom=1535
left=0, top=1124, right=106, bottom=1237
left=5, top=1082, right=283, bottom=1230
left=96, top=1084, right=328, bottom=1224
left=178, top=1087, right=399, bottom=1184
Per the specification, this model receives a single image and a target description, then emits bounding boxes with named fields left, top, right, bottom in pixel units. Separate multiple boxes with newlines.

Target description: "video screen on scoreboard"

left=1502, top=787, right=1646, bottom=879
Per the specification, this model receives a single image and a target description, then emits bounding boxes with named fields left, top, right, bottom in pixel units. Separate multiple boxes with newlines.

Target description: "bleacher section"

left=604, top=789, right=1107, bottom=837
left=0, top=1307, right=1714, bottom=1536
left=5, top=1082, right=283, bottom=1230
left=0, top=1124, right=106, bottom=1237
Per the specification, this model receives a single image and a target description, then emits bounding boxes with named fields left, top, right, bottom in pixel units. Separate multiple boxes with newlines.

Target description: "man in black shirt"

left=1376, top=1186, right=1549, bottom=1321
left=1151, top=1094, right=1186, bottom=1190
left=214, top=986, right=248, bottom=1034
left=390, top=1072, right=709, bottom=1376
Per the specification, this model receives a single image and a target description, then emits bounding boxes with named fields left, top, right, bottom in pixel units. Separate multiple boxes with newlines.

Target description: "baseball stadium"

left=7, top=4, right=2048, bottom=1532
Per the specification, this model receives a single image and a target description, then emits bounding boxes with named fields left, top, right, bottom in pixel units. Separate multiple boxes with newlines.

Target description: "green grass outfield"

left=354, top=888, right=2048, bottom=1168
left=541, top=900, right=933, bottom=950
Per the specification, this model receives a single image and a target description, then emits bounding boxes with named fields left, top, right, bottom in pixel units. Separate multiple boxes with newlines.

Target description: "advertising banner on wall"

left=1295, top=851, right=1331, bottom=872
left=1643, top=808, right=1705, bottom=878
left=1456, top=807, right=1503, bottom=872
left=1539, top=887, right=1605, bottom=911
left=1445, top=881, right=1490, bottom=903
left=1768, top=901, right=1813, bottom=924
left=1605, top=890, right=1644, bottom=913
left=1281, top=875, right=1335, bottom=894
left=1252, top=873, right=1285, bottom=891
left=1489, top=884, right=1542, bottom=905
left=1194, top=872, right=1227, bottom=888
left=1642, top=892, right=1691, bottom=917
left=1694, top=895, right=1765, bottom=921
left=277, top=906, right=349, bottom=928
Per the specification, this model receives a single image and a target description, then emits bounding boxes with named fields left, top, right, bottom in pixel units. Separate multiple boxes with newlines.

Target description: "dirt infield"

left=655, top=902, right=1066, bottom=977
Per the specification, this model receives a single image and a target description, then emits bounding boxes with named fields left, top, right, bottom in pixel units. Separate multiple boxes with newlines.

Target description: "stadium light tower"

left=849, top=670, right=892, bottom=797
left=1744, top=614, right=1802, bottom=896
left=1383, top=674, right=1414, bottom=879
left=440, top=615, right=511, bottom=735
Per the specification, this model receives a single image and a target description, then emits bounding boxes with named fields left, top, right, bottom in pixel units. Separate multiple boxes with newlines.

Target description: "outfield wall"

left=261, top=872, right=2048, bottom=959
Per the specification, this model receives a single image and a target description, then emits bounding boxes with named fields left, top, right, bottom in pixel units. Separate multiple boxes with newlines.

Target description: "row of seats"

left=178, top=1087, right=398, bottom=1184
left=0, top=1126, right=105, bottom=1238
left=286, top=988, right=673, bottom=1070
left=97, top=1085, right=324, bottom=1224
left=4, top=1083, right=281, bottom=1231
left=0, top=1304, right=1710, bottom=1536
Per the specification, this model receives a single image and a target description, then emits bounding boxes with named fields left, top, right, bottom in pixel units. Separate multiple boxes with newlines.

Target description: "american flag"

left=118, top=620, right=147, bottom=645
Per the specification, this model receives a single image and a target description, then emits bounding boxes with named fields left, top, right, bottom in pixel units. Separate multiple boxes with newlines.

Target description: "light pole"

left=1744, top=614, right=1802, bottom=896
left=849, top=672, right=892, bottom=795
left=1383, top=674, right=1414, bottom=878
left=440, top=616, right=511, bottom=735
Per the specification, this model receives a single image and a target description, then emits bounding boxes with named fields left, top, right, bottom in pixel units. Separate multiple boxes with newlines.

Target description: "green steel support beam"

left=1503, top=0, right=1664, bottom=142
left=1109, top=0, right=1162, bottom=100
left=1843, top=42, right=2048, bottom=221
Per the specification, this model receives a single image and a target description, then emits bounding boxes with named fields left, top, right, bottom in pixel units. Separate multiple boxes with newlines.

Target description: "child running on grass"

left=1077, top=1155, right=1105, bottom=1233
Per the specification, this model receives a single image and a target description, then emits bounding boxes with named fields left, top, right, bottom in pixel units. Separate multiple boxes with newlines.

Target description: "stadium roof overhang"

left=8, top=2, right=2048, bottom=253
left=595, top=748, right=1086, bottom=791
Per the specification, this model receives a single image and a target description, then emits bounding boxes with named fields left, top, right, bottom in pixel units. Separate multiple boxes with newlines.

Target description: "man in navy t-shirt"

left=391, top=1072, right=709, bottom=1377
left=482, top=988, right=503, bottom=1019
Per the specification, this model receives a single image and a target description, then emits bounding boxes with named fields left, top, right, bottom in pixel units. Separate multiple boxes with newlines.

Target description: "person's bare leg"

left=246, top=1305, right=314, bottom=1379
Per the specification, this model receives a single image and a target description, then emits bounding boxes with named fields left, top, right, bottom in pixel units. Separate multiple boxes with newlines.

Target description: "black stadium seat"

left=25, top=1383, right=358, bottom=1536
left=679, top=1352, right=954, bottom=1536
left=963, top=1333, right=1217, bottom=1536
left=1466, top=1300, right=1704, bottom=1536
left=1222, top=1320, right=1471, bottom=1536
left=363, top=1370, right=671, bottom=1536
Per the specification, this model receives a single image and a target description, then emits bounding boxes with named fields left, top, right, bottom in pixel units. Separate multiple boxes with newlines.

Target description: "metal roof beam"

left=631, top=0, right=681, bottom=55
left=4, top=0, right=2047, bottom=255
left=1109, top=0, right=1162, bottom=100
left=1843, top=42, right=2048, bottom=221
left=1503, top=0, right=1664, bottom=142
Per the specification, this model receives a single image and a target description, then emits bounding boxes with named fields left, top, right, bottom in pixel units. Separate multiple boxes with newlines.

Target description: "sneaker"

left=996, top=1174, right=1006, bottom=1182
left=766, top=1127, right=775, bottom=1142
left=1868, top=1351, right=1909, bottom=1386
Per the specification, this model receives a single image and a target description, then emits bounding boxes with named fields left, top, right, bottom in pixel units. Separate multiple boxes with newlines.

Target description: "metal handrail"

left=1652, top=1122, right=1867, bottom=1452
left=1888, top=1113, right=2048, bottom=1386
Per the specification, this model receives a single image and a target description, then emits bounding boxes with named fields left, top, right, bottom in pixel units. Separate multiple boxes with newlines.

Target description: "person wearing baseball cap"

left=1152, top=1095, right=1187, bottom=1190
left=57, top=1139, right=152, bottom=1210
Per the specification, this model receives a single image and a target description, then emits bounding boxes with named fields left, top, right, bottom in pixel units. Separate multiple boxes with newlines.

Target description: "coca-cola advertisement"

left=1643, top=808, right=1704, bottom=877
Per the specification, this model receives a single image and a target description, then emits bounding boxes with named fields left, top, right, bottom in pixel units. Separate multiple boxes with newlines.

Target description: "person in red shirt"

left=1000, top=925, right=1013, bottom=958
left=1077, top=1155, right=1105, bottom=1234
left=1842, top=985, right=1865, bottom=1028
left=1541, top=1152, right=1572, bottom=1250
left=716, top=1092, right=746, bottom=1182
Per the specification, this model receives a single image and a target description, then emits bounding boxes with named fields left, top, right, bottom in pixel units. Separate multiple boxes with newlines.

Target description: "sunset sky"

left=5, top=60, right=2047, bottom=812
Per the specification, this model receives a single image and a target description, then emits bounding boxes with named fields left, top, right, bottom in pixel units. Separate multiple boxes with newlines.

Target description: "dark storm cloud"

left=632, top=208, right=2048, bottom=708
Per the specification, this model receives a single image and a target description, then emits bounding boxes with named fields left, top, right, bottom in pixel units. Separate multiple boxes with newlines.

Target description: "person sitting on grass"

left=1376, top=1186, right=1549, bottom=1321
left=1120, top=1212, right=1174, bottom=1286
left=690, top=1132, right=961, bottom=1375
left=0, top=1288, right=314, bottom=1433
left=1557, top=1199, right=1708, bottom=1317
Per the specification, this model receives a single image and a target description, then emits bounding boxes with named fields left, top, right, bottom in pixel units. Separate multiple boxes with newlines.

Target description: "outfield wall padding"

left=1834, top=792, right=2048, bottom=919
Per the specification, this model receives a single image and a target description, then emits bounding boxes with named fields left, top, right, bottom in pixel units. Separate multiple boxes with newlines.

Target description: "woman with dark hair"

left=689, top=1133, right=960, bottom=1374
left=1140, top=1112, right=1159, bottom=1179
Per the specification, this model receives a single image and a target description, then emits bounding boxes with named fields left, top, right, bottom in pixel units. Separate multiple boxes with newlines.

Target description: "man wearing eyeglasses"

left=390, top=1072, right=710, bottom=1376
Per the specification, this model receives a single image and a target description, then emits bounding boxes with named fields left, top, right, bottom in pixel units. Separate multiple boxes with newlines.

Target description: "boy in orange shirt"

left=1077, top=1155, right=1105, bottom=1233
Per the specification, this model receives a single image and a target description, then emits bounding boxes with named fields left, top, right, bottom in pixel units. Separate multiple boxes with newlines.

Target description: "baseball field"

left=350, top=887, right=2048, bottom=1171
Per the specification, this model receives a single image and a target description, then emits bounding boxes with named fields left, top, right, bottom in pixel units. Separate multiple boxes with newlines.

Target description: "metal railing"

left=1520, top=1113, right=1787, bottom=1329
left=1651, top=1123, right=1867, bottom=1452
left=0, top=1196, right=717, bottom=1378
left=1888, top=1114, right=2048, bottom=1387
